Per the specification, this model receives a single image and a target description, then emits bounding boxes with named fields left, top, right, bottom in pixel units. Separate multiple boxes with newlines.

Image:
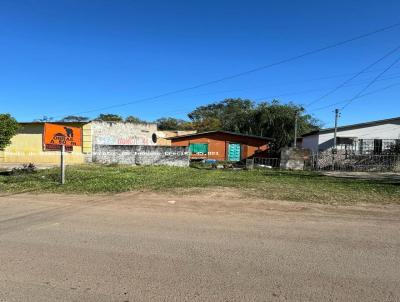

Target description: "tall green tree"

left=188, top=98, right=253, bottom=133
left=187, top=98, right=320, bottom=150
left=0, top=114, right=19, bottom=150
left=95, top=114, right=123, bottom=122
left=250, top=100, right=320, bottom=149
left=156, top=117, right=194, bottom=130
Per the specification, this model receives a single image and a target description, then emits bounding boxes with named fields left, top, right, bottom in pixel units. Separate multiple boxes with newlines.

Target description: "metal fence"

left=251, top=157, right=281, bottom=168
left=334, top=138, right=400, bottom=155
left=308, top=153, right=400, bottom=172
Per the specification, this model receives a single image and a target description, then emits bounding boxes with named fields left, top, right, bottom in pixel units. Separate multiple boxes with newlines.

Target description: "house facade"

left=168, top=130, right=273, bottom=161
left=302, top=116, right=400, bottom=154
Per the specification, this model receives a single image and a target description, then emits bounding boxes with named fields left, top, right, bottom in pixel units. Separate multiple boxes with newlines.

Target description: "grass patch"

left=0, top=164, right=399, bottom=204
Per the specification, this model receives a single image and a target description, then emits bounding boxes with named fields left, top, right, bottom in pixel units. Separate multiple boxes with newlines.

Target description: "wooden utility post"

left=332, top=109, right=340, bottom=170
left=333, top=108, right=340, bottom=150
left=293, top=110, right=298, bottom=148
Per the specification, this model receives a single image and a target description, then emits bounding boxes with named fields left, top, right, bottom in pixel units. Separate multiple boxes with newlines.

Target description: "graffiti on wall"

left=95, top=135, right=153, bottom=146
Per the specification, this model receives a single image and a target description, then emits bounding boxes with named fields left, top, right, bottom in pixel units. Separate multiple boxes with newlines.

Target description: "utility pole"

left=293, top=110, right=298, bottom=148
left=333, top=108, right=340, bottom=150
left=332, top=108, right=340, bottom=170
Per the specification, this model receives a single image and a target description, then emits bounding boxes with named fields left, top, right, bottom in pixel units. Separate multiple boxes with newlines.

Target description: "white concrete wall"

left=303, top=121, right=400, bottom=152
left=91, top=121, right=158, bottom=146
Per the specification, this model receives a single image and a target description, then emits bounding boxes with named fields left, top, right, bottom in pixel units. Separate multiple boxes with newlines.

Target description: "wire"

left=50, top=22, right=400, bottom=119
left=306, top=43, right=400, bottom=108
left=161, top=66, right=400, bottom=99
left=153, top=80, right=400, bottom=121
left=341, top=55, right=400, bottom=110
left=308, top=81, right=400, bottom=113
left=253, top=72, right=400, bottom=102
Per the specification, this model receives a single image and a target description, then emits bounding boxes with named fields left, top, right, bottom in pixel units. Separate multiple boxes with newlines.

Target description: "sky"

left=1, top=0, right=400, bottom=128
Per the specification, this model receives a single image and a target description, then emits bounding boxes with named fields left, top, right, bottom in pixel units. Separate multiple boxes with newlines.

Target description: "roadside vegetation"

left=0, top=165, right=399, bottom=204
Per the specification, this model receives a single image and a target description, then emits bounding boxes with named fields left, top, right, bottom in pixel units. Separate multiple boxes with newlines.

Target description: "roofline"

left=166, top=130, right=274, bottom=141
left=19, top=121, right=91, bottom=124
left=18, top=120, right=157, bottom=125
left=302, top=116, right=400, bottom=137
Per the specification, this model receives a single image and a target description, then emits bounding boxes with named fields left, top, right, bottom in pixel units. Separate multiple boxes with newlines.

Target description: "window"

left=373, top=139, right=383, bottom=154
left=189, top=143, right=208, bottom=155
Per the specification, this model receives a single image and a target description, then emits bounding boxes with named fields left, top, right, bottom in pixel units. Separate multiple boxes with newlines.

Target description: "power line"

left=306, top=43, right=400, bottom=108
left=253, top=72, right=400, bottom=102
left=341, top=55, right=400, bottom=110
left=50, top=22, right=400, bottom=119
left=151, top=80, right=400, bottom=122
left=151, top=78, right=400, bottom=120
left=161, top=66, right=400, bottom=99
left=308, top=81, right=400, bottom=113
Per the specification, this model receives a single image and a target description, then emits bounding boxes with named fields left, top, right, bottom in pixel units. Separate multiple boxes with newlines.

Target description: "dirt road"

left=0, top=189, right=399, bottom=301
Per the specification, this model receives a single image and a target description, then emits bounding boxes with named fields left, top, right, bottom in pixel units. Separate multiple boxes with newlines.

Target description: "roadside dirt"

left=1, top=188, right=400, bottom=301
left=3, top=187, right=399, bottom=220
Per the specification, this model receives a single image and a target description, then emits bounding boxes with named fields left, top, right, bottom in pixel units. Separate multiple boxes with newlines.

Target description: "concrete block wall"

left=280, top=147, right=311, bottom=170
left=91, top=121, right=158, bottom=146
left=92, top=145, right=189, bottom=167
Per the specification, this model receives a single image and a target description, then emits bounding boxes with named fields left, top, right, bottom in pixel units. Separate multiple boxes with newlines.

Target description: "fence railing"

left=308, top=153, right=400, bottom=172
left=251, top=157, right=280, bottom=168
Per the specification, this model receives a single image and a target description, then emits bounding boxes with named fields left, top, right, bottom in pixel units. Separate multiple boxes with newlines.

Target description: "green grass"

left=0, top=164, right=399, bottom=204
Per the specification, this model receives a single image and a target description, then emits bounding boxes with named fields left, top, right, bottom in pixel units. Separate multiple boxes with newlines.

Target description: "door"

left=228, top=143, right=241, bottom=161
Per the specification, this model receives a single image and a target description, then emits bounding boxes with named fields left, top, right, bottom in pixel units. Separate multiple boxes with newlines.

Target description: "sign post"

left=43, top=123, right=82, bottom=185
left=61, top=145, right=65, bottom=184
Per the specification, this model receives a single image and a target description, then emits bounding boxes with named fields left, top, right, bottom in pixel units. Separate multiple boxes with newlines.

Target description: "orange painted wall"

left=170, top=132, right=270, bottom=161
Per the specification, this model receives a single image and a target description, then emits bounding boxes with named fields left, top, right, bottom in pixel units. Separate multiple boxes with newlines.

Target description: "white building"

left=302, top=116, right=400, bottom=154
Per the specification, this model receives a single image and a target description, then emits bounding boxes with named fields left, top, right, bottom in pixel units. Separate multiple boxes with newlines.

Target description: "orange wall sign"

left=43, top=123, right=82, bottom=146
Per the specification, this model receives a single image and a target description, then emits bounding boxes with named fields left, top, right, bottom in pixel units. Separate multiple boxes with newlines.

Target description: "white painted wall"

left=302, top=121, right=400, bottom=153
left=91, top=121, right=158, bottom=146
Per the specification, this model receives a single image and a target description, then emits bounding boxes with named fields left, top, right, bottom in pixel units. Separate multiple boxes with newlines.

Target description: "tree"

left=95, top=114, right=123, bottom=122
left=156, top=117, right=194, bottom=130
left=0, top=114, right=19, bottom=150
left=250, top=100, right=320, bottom=150
left=125, top=116, right=147, bottom=123
left=187, top=98, right=321, bottom=150
left=60, top=115, right=89, bottom=122
left=188, top=98, right=254, bottom=133
left=34, top=115, right=54, bottom=122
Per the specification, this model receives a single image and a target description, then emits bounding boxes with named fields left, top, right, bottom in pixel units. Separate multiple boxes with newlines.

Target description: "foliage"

left=11, top=163, right=37, bottom=175
left=34, top=115, right=53, bottom=122
left=156, top=117, right=194, bottom=130
left=0, top=113, right=19, bottom=150
left=95, top=113, right=123, bottom=122
left=125, top=116, right=147, bottom=123
left=60, top=115, right=89, bottom=122
left=0, top=165, right=399, bottom=204
left=187, top=98, right=321, bottom=150
left=189, top=98, right=253, bottom=132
